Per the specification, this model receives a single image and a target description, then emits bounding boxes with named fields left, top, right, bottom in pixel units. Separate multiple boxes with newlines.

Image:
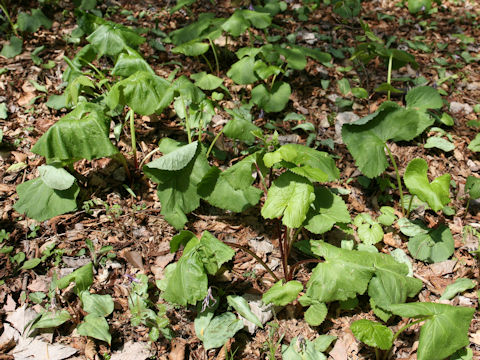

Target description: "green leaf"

left=32, top=103, right=118, bottom=163
left=32, top=310, right=71, bottom=330
left=45, top=94, right=67, bottom=110
left=17, top=9, right=52, bottom=32
left=57, top=263, right=93, bottom=295
left=202, top=312, right=243, bottom=350
left=21, top=258, right=42, bottom=270
left=377, top=206, right=396, bottom=226
left=223, top=106, right=261, bottom=144
left=111, top=50, right=154, bottom=77
left=81, top=292, right=114, bottom=317
left=304, top=241, right=421, bottom=309
left=197, top=166, right=262, bottom=212
left=87, top=23, right=145, bottom=57
left=407, top=224, right=454, bottom=263
left=77, top=314, right=111, bottom=344
left=424, top=137, right=455, bottom=152
left=408, top=0, right=432, bottom=13
left=147, top=141, right=198, bottom=171
left=262, top=280, right=303, bottom=306
left=190, top=72, right=224, bottom=90
left=227, top=56, right=258, bottom=85
left=172, top=40, right=209, bottom=56
left=338, top=78, right=351, bottom=96
left=404, top=158, right=450, bottom=212
left=350, top=319, right=393, bottom=350
left=354, top=213, right=384, bottom=245
left=304, top=187, right=350, bottom=234
left=282, top=336, right=328, bottom=360
left=251, top=81, right=291, bottom=113
left=466, top=176, right=480, bottom=199
left=352, top=87, right=368, bottom=99
left=161, top=232, right=234, bottom=305
left=38, top=165, right=76, bottom=190
left=0, top=36, right=23, bottom=58
left=389, top=302, right=474, bottom=360
left=242, top=10, right=272, bottom=29
left=14, top=178, right=79, bottom=222
left=222, top=11, right=249, bottom=37
left=406, top=86, right=442, bottom=111
left=0, top=103, right=7, bottom=119
left=468, top=133, right=480, bottom=152
left=304, top=302, right=328, bottom=326
left=261, top=172, right=315, bottom=228
left=107, top=71, right=173, bottom=116
left=264, top=144, right=339, bottom=182
left=342, top=99, right=435, bottom=178
left=227, top=295, right=263, bottom=328
left=450, top=347, right=473, bottom=360
left=398, top=218, right=429, bottom=237
left=144, top=142, right=210, bottom=230
left=440, top=278, right=476, bottom=300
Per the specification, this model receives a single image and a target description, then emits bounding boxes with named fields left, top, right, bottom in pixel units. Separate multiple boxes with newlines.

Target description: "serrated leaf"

left=389, top=302, right=474, bottom=360
left=87, top=23, right=145, bottom=57
left=227, top=295, right=263, bottom=328
left=351, top=319, right=393, bottom=350
left=202, top=312, right=243, bottom=350
left=404, top=158, right=450, bottom=212
left=144, top=142, right=210, bottom=229
left=14, top=178, right=79, bottom=222
left=32, top=103, right=118, bottom=163
left=57, top=263, right=93, bottom=295
left=78, top=314, right=111, bottom=344
left=262, top=280, right=303, bottom=306
left=264, top=144, right=339, bottom=182
left=81, top=292, right=114, bottom=317
left=161, top=232, right=234, bottom=305
left=261, top=172, right=315, bottom=228
left=251, top=81, right=291, bottom=113
left=304, top=187, right=350, bottom=234
left=107, top=71, right=173, bottom=115
left=32, top=310, right=71, bottom=330
left=304, top=302, right=328, bottom=326
left=407, top=224, right=454, bottom=263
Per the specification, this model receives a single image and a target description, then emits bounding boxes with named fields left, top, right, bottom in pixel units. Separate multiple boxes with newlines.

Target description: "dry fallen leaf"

left=110, top=341, right=154, bottom=360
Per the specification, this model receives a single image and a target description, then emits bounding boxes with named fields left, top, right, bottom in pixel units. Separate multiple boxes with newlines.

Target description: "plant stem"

left=385, top=144, right=405, bottom=216
left=208, top=37, right=220, bottom=76
left=392, top=318, right=427, bottom=342
left=200, top=53, right=214, bottom=74
left=406, top=194, right=415, bottom=219
left=0, top=2, right=18, bottom=37
left=206, top=127, right=224, bottom=157
left=277, top=221, right=287, bottom=280
left=181, top=96, right=192, bottom=143
left=387, top=53, right=393, bottom=101
left=138, top=147, right=162, bottom=170
left=128, top=109, right=138, bottom=169
left=223, top=241, right=279, bottom=282
left=288, top=258, right=322, bottom=281
left=254, top=161, right=268, bottom=197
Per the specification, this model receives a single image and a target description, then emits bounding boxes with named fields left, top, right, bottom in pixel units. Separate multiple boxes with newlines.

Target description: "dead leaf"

left=168, top=338, right=186, bottom=360
left=27, top=276, right=50, bottom=293
left=121, top=250, right=144, bottom=270
left=85, top=339, right=96, bottom=360
left=12, top=338, right=78, bottom=360
left=110, top=341, right=154, bottom=360
left=429, top=260, right=457, bottom=276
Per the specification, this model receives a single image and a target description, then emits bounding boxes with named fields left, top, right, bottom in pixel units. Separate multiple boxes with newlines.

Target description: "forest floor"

left=1, top=0, right=480, bottom=359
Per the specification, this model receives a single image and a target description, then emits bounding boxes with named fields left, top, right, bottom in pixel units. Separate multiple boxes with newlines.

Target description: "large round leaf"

left=251, top=81, right=291, bottom=113
left=32, top=103, right=118, bottom=163
left=38, top=165, right=76, bottom=190
left=351, top=319, right=393, bottom=350
left=87, top=23, right=145, bottom=57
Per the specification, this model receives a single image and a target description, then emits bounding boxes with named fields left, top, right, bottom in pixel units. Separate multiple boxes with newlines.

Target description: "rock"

left=450, top=101, right=473, bottom=115
left=335, top=112, right=359, bottom=143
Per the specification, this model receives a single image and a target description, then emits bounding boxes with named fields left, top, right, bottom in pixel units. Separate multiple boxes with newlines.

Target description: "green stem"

left=392, top=318, right=427, bottom=342
left=128, top=109, right=138, bottom=169
left=181, top=97, right=192, bottom=143
left=201, top=53, right=214, bottom=74
left=0, top=2, right=18, bottom=37
left=208, top=37, right=220, bottom=76
left=406, top=194, right=415, bottom=219
left=223, top=241, right=279, bottom=282
left=387, top=53, right=393, bottom=101
left=385, top=144, right=405, bottom=216
left=206, top=127, right=224, bottom=157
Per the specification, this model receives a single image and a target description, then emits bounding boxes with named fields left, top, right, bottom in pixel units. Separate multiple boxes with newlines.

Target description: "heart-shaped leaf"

left=407, top=224, right=454, bottom=263
left=389, top=302, right=474, bottom=360
left=227, top=56, right=258, bottom=85
left=190, top=72, right=224, bottom=90
left=251, top=81, right=291, bottom=113
left=404, top=158, right=450, bottom=212
left=78, top=314, right=111, bottom=344
left=87, top=23, right=145, bottom=57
